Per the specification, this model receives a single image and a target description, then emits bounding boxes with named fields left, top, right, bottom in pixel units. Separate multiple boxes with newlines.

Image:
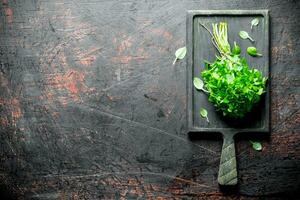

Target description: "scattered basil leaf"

left=200, top=108, right=209, bottom=123
left=247, top=46, right=262, bottom=57
left=173, top=46, right=187, bottom=65
left=232, top=41, right=241, bottom=55
left=251, top=18, right=259, bottom=30
left=193, top=77, right=209, bottom=93
left=193, top=77, right=203, bottom=89
left=250, top=141, right=262, bottom=151
left=239, top=31, right=254, bottom=42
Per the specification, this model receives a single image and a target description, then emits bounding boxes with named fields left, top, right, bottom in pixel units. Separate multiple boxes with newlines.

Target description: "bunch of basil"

left=198, top=22, right=267, bottom=118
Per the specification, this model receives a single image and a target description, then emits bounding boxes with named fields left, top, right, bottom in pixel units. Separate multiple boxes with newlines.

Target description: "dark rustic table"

left=0, top=0, right=299, bottom=199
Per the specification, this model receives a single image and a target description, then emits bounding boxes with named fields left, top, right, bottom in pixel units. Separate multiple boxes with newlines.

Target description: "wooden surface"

left=0, top=0, right=299, bottom=199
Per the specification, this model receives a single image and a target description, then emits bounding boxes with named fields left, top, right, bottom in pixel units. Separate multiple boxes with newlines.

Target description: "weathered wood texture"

left=0, top=0, right=299, bottom=199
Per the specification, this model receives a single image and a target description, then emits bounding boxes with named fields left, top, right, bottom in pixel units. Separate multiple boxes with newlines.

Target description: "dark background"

left=0, top=0, right=299, bottom=199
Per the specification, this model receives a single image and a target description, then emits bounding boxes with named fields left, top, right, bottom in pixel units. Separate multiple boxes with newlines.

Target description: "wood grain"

left=218, top=133, right=238, bottom=186
left=0, top=0, right=299, bottom=199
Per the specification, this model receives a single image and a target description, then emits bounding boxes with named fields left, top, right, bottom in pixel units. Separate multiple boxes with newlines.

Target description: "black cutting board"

left=186, top=10, right=270, bottom=186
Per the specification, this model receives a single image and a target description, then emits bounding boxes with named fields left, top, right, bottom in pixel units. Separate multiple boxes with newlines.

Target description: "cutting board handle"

left=217, top=132, right=237, bottom=186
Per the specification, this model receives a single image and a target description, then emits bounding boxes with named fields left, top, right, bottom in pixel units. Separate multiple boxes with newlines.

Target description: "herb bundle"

left=199, top=22, right=267, bottom=118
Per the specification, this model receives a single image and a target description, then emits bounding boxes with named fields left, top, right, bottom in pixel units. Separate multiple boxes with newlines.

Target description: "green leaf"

left=239, top=31, right=254, bottom=42
left=232, top=41, right=241, bottom=55
left=226, top=74, right=234, bottom=84
left=250, top=141, right=262, bottom=151
left=247, top=47, right=262, bottom=57
left=257, top=88, right=264, bottom=95
left=193, top=77, right=204, bottom=90
left=173, top=46, right=187, bottom=65
left=212, top=73, right=220, bottom=79
left=193, top=77, right=209, bottom=93
left=200, top=108, right=209, bottom=123
left=251, top=18, right=259, bottom=30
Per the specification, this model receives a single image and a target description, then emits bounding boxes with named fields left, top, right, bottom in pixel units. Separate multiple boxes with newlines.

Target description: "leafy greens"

left=247, top=46, right=262, bottom=57
left=199, top=22, right=267, bottom=118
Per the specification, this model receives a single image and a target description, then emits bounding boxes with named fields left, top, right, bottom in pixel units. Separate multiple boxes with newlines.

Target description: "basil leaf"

left=193, top=77, right=209, bottom=93
left=251, top=18, right=259, bottom=30
left=226, top=74, right=234, bottom=84
left=200, top=108, right=209, bottom=123
left=239, top=31, right=254, bottom=42
left=232, top=41, right=241, bottom=55
left=173, top=46, right=187, bottom=65
left=193, top=77, right=203, bottom=90
left=250, top=141, right=262, bottom=151
left=247, top=46, right=262, bottom=57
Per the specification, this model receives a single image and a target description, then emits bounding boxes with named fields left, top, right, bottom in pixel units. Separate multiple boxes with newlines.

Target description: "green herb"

left=199, top=22, right=267, bottom=118
left=173, top=46, right=187, bottom=65
left=247, top=46, right=262, bottom=57
left=200, top=108, right=209, bottom=123
left=239, top=31, right=254, bottom=42
left=251, top=18, right=259, bottom=30
left=250, top=141, right=262, bottom=151
left=232, top=41, right=241, bottom=55
left=193, top=77, right=209, bottom=93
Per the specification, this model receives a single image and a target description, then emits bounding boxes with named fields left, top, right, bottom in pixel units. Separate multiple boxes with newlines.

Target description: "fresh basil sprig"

left=199, top=22, right=267, bottom=118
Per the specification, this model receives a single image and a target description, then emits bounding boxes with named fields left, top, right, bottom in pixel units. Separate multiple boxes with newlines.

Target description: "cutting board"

left=186, top=10, right=270, bottom=186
